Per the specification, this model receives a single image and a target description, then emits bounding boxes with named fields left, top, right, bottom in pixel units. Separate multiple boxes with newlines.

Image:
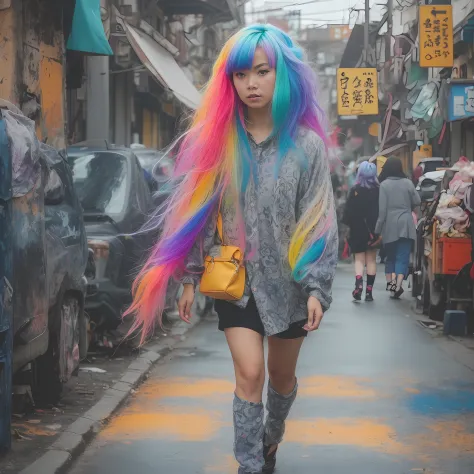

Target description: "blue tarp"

left=67, top=0, right=113, bottom=56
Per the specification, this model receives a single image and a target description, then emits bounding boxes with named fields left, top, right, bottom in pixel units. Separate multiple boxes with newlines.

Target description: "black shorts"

left=215, top=295, right=307, bottom=339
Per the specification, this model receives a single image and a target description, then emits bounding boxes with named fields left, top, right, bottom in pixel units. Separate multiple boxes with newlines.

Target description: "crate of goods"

left=437, top=237, right=472, bottom=275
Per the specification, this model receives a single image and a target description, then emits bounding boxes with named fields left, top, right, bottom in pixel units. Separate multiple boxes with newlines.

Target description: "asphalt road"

left=68, top=267, right=474, bottom=474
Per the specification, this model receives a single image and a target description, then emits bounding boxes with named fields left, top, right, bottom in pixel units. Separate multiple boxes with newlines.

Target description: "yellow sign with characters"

left=419, top=5, right=453, bottom=68
left=337, top=68, right=379, bottom=116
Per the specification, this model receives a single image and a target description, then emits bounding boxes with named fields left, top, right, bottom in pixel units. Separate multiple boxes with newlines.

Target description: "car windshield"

left=67, top=152, right=128, bottom=216
left=424, top=159, right=445, bottom=174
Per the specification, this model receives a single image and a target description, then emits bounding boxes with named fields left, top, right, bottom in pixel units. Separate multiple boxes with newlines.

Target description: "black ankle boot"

left=353, top=276, right=363, bottom=301
left=365, top=286, right=374, bottom=302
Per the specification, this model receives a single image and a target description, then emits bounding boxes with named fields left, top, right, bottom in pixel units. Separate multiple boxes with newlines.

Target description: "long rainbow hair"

left=125, top=24, right=331, bottom=343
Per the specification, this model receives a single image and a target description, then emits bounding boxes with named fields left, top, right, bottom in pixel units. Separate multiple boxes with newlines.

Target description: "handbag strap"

left=216, top=191, right=224, bottom=244
left=217, top=213, right=224, bottom=242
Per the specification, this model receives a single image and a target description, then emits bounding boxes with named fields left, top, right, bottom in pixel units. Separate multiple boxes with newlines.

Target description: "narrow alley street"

left=68, top=267, right=474, bottom=474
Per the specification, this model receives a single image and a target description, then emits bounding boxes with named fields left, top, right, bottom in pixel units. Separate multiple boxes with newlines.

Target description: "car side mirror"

left=44, top=169, right=65, bottom=205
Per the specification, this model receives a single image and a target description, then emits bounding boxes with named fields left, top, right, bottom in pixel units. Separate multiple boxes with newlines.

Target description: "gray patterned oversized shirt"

left=182, top=127, right=338, bottom=336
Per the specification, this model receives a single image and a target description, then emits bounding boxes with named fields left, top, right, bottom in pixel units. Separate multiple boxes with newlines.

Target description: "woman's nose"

left=247, top=75, right=257, bottom=89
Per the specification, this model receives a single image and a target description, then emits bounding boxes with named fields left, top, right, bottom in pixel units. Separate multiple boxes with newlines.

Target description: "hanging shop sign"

left=447, top=82, right=474, bottom=121
left=419, top=5, right=453, bottom=68
left=337, top=68, right=379, bottom=116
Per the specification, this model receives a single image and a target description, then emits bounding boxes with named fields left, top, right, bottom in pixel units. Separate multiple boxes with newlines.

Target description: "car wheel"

left=32, top=331, right=62, bottom=407
left=32, top=296, right=81, bottom=406
left=428, top=277, right=446, bottom=321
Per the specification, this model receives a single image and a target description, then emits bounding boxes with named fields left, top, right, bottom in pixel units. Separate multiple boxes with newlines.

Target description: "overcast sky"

left=246, top=0, right=385, bottom=29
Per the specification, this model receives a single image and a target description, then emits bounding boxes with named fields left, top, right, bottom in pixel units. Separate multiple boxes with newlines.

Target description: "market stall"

left=413, top=158, right=474, bottom=325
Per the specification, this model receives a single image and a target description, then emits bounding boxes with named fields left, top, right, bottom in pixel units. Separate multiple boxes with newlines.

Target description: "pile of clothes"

left=435, top=157, right=474, bottom=237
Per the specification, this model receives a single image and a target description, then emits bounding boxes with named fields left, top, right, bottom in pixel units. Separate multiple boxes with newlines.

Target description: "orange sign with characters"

left=337, top=68, right=379, bottom=116
left=419, top=5, right=453, bottom=68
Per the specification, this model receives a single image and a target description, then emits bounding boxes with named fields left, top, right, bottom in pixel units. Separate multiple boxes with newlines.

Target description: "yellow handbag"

left=200, top=213, right=246, bottom=301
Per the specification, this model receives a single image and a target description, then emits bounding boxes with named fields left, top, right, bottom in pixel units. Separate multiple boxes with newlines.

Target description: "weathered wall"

left=0, top=0, right=66, bottom=148
left=0, top=5, right=20, bottom=104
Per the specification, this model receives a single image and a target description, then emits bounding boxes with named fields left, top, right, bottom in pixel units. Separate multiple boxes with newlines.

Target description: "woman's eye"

left=235, top=72, right=245, bottom=79
left=258, top=69, right=270, bottom=76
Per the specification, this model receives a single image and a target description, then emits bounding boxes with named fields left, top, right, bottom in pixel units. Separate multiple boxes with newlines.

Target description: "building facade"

left=66, top=0, right=243, bottom=148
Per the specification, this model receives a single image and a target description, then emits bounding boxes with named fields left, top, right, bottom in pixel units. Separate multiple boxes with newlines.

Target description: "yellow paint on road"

left=103, top=409, right=224, bottom=441
left=136, top=375, right=378, bottom=402
left=407, top=420, right=474, bottom=455
left=299, top=375, right=377, bottom=398
left=285, top=418, right=405, bottom=453
left=136, top=378, right=234, bottom=401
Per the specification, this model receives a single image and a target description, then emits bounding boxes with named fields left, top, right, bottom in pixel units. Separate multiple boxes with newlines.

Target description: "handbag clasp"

left=206, top=257, right=215, bottom=273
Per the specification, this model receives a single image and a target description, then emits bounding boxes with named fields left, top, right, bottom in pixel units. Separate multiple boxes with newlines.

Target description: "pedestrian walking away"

left=375, top=156, right=421, bottom=299
left=342, top=161, right=379, bottom=302
left=123, top=24, right=338, bottom=474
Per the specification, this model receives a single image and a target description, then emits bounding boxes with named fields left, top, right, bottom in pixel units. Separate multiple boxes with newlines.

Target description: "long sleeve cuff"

left=181, top=276, right=198, bottom=288
left=309, top=287, right=332, bottom=312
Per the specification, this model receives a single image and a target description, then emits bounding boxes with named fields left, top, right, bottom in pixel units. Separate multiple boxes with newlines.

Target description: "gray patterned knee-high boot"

left=264, top=380, right=298, bottom=446
left=233, top=394, right=265, bottom=474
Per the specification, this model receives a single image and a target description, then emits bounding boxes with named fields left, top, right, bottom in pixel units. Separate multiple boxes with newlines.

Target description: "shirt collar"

left=247, top=131, right=276, bottom=149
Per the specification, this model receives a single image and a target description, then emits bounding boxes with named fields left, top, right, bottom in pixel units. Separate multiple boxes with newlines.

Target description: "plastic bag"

left=0, top=99, right=41, bottom=197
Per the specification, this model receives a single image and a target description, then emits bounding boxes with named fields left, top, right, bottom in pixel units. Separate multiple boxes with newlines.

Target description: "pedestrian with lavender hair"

left=342, top=161, right=380, bottom=301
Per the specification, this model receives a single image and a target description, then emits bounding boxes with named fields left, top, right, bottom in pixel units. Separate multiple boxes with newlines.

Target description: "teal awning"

left=67, top=0, right=113, bottom=56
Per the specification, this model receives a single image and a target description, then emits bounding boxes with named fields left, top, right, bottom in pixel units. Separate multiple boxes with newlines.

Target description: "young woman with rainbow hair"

left=125, top=24, right=338, bottom=474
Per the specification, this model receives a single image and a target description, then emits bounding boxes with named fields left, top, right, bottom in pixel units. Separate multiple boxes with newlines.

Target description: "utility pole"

left=363, top=0, right=371, bottom=155
left=386, top=0, right=393, bottom=62
left=364, top=0, right=370, bottom=66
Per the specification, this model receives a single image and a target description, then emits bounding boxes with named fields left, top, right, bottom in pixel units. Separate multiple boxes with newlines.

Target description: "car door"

left=44, top=155, right=88, bottom=308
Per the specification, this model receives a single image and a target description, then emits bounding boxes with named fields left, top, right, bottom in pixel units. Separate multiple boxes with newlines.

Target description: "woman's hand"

left=370, top=236, right=383, bottom=247
left=304, top=296, right=323, bottom=332
left=178, top=284, right=195, bottom=324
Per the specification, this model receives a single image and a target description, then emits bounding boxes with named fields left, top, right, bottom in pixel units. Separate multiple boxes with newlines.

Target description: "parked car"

left=7, top=138, right=89, bottom=405
left=0, top=101, right=90, bottom=409
left=31, top=147, right=89, bottom=404
left=66, top=147, right=157, bottom=331
left=131, top=148, right=174, bottom=205
left=416, top=170, right=445, bottom=203
left=413, top=157, right=448, bottom=185
left=133, top=148, right=173, bottom=178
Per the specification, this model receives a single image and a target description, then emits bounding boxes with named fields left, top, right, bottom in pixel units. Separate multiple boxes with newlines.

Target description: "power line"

left=255, top=7, right=354, bottom=16
left=253, top=0, right=347, bottom=14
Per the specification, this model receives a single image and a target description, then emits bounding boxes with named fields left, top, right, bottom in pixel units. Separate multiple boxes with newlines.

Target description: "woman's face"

left=232, top=48, right=276, bottom=110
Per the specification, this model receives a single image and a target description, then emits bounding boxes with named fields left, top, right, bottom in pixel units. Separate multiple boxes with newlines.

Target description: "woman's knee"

left=267, top=366, right=296, bottom=394
left=235, top=364, right=265, bottom=400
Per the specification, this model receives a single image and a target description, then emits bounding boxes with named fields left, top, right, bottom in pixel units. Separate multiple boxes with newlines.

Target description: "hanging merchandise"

left=410, top=82, right=439, bottom=121
left=67, top=0, right=113, bottom=56
left=404, top=61, right=428, bottom=91
left=427, top=107, right=444, bottom=139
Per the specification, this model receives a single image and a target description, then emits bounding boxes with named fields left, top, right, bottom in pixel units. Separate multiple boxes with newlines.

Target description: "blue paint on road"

left=408, top=390, right=474, bottom=416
